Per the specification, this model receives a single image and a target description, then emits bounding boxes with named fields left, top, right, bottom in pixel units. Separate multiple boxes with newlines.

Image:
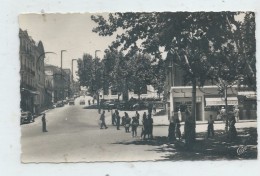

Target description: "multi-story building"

left=44, top=65, right=71, bottom=103
left=19, top=29, right=46, bottom=114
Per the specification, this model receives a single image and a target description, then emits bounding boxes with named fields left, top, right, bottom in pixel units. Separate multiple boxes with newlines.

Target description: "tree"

left=128, top=53, right=153, bottom=100
left=91, top=12, right=255, bottom=142
left=77, top=53, right=103, bottom=98
left=151, top=58, right=166, bottom=99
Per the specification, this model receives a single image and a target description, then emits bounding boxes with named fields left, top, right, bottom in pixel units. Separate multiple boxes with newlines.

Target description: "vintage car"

left=20, top=111, right=34, bottom=125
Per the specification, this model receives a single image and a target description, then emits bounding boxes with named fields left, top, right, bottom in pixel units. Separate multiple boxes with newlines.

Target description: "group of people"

left=100, top=110, right=154, bottom=139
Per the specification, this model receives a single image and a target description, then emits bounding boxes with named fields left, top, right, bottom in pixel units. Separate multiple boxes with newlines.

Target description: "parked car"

left=80, top=99, right=85, bottom=105
left=20, top=111, right=34, bottom=125
left=131, top=101, right=147, bottom=110
left=69, top=99, right=75, bottom=105
left=56, top=101, right=64, bottom=107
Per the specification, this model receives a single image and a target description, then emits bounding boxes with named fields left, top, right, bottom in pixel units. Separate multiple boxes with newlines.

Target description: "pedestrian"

left=116, top=110, right=120, bottom=130
left=220, top=106, right=226, bottom=122
left=178, top=108, right=182, bottom=122
left=131, top=116, right=139, bottom=137
left=184, top=108, right=195, bottom=147
left=175, top=116, right=181, bottom=140
left=228, top=114, right=237, bottom=140
left=168, top=112, right=176, bottom=142
left=153, top=105, right=156, bottom=114
left=135, top=111, right=140, bottom=123
left=112, top=110, right=116, bottom=126
left=233, top=106, right=240, bottom=122
left=147, top=113, right=154, bottom=139
left=42, top=113, right=48, bottom=132
left=88, top=100, right=91, bottom=105
left=92, top=99, right=95, bottom=105
left=124, top=112, right=131, bottom=133
left=100, top=111, right=108, bottom=129
left=207, top=115, right=214, bottom=138
left=141, top=112, right=148, bottom=139
left=122, top=113, right=127, bottom=126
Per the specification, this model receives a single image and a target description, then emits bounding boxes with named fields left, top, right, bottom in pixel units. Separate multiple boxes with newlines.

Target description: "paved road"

left=21, top=96, right=168, bottom=162
left=21, top=96, right=257, bottom=162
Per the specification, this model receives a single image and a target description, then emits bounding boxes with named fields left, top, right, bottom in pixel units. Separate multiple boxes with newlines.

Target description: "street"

left=21, top=96, right=257, bottom=162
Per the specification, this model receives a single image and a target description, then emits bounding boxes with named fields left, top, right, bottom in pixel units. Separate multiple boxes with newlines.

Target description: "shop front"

left=170, top=85, right=239, bottom=122
left=204, top=96, right=238, bottom=121
left=238, top=91, right=257, bottom=120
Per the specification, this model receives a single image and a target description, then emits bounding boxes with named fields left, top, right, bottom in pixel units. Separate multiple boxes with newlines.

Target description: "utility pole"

left=71, top=59, right=77, bottom=97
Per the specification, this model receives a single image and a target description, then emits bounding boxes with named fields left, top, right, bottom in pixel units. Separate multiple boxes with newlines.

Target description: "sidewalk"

left=105, top=109, right=257, bottom=126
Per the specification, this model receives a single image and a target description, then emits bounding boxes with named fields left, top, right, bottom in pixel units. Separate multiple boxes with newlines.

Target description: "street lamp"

left=71, top=59, right=77, bottom=98
left=61, top=50, right=67, bottom=101
left=71, top=59, right=77, bottom=82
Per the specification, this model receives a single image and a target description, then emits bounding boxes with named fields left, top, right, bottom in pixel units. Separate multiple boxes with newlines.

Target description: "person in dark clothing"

left=100, top=111, right=108, bottom=129
left=147, top=113, right=153, bottom=139
left=168, top=112, right=176, bottom=142
left=135, top=111, right=140, bottom=123
left=42, top=113, right=48, bottom=132
left=228, top=114, right=237, bottom=140
left=175, top=117, right=181, bottom=140
left=207, top=115, right=214, bottom=138
left=168, top=122, right=176, bottom=142
left=124, top=113, right=131, bottom=133
left=88, top=100, right=91, bottom=105
left=131, top=116, right=139, bottom=137
left=116, top=110, right=120, bottom=130
left=112, top=111, right=116, bottom=126
left=121, top=114, right=126, bottom=126
left=141, top=112, right=148, bottom=139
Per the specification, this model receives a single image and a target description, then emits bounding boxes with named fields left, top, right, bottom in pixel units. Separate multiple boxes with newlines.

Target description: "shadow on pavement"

left=112, top=127, right=257, bottom=161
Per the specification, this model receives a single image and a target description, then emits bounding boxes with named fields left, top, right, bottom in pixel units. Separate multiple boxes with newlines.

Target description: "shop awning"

left=21, top=88, right=40, bottom=95
left=205, top=97, right=238, bottom=106
left=238, top=91, right=257, bottom=99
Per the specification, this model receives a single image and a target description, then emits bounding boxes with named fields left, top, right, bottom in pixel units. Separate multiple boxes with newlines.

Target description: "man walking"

left=233, top=106, right=240, bottom=122
left=100, top=111, right=108, bottom=129
left=115, top=110, right=120, bottom=130
left=131, top=116, right=139, bottom=137
left=207, top=115, right=214, bottom=138
left=147, top=113, right=154, bottom=139
left=42, top=113, right=48, bottom=132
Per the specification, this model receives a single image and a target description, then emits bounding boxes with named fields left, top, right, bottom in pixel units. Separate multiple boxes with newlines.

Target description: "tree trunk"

left=97, top=92, right=100, bottom=114
left=224, top=86, right=228, bottom=132
left=190, top=79, right=196, bottom=142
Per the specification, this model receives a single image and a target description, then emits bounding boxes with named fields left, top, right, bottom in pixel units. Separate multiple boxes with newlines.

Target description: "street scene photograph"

left=19, top=12, right=257, bottom=162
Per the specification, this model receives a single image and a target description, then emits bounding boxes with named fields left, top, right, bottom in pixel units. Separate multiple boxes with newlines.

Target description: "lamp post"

left=61, top=50, right=67, bottom=101
left=71, top=59, right=77, bottom=98
left=71, top=59, right=77, bottom=82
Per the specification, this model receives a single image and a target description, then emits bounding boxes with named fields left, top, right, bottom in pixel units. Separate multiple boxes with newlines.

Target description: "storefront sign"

left=205, top=97, right=238, bottom=106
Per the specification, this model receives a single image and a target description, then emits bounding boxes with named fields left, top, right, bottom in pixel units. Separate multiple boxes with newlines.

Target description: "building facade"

left=165, top=55, right=256, bottom=121
left=19, top=29, right=46, bottom=114
left=44, top=65, right=71, bottom=103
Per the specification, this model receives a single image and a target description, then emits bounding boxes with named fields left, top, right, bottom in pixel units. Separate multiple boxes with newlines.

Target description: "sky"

left=19, top=13, right=116, bottom=80
left=18, top=12, right=246, bottom=81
